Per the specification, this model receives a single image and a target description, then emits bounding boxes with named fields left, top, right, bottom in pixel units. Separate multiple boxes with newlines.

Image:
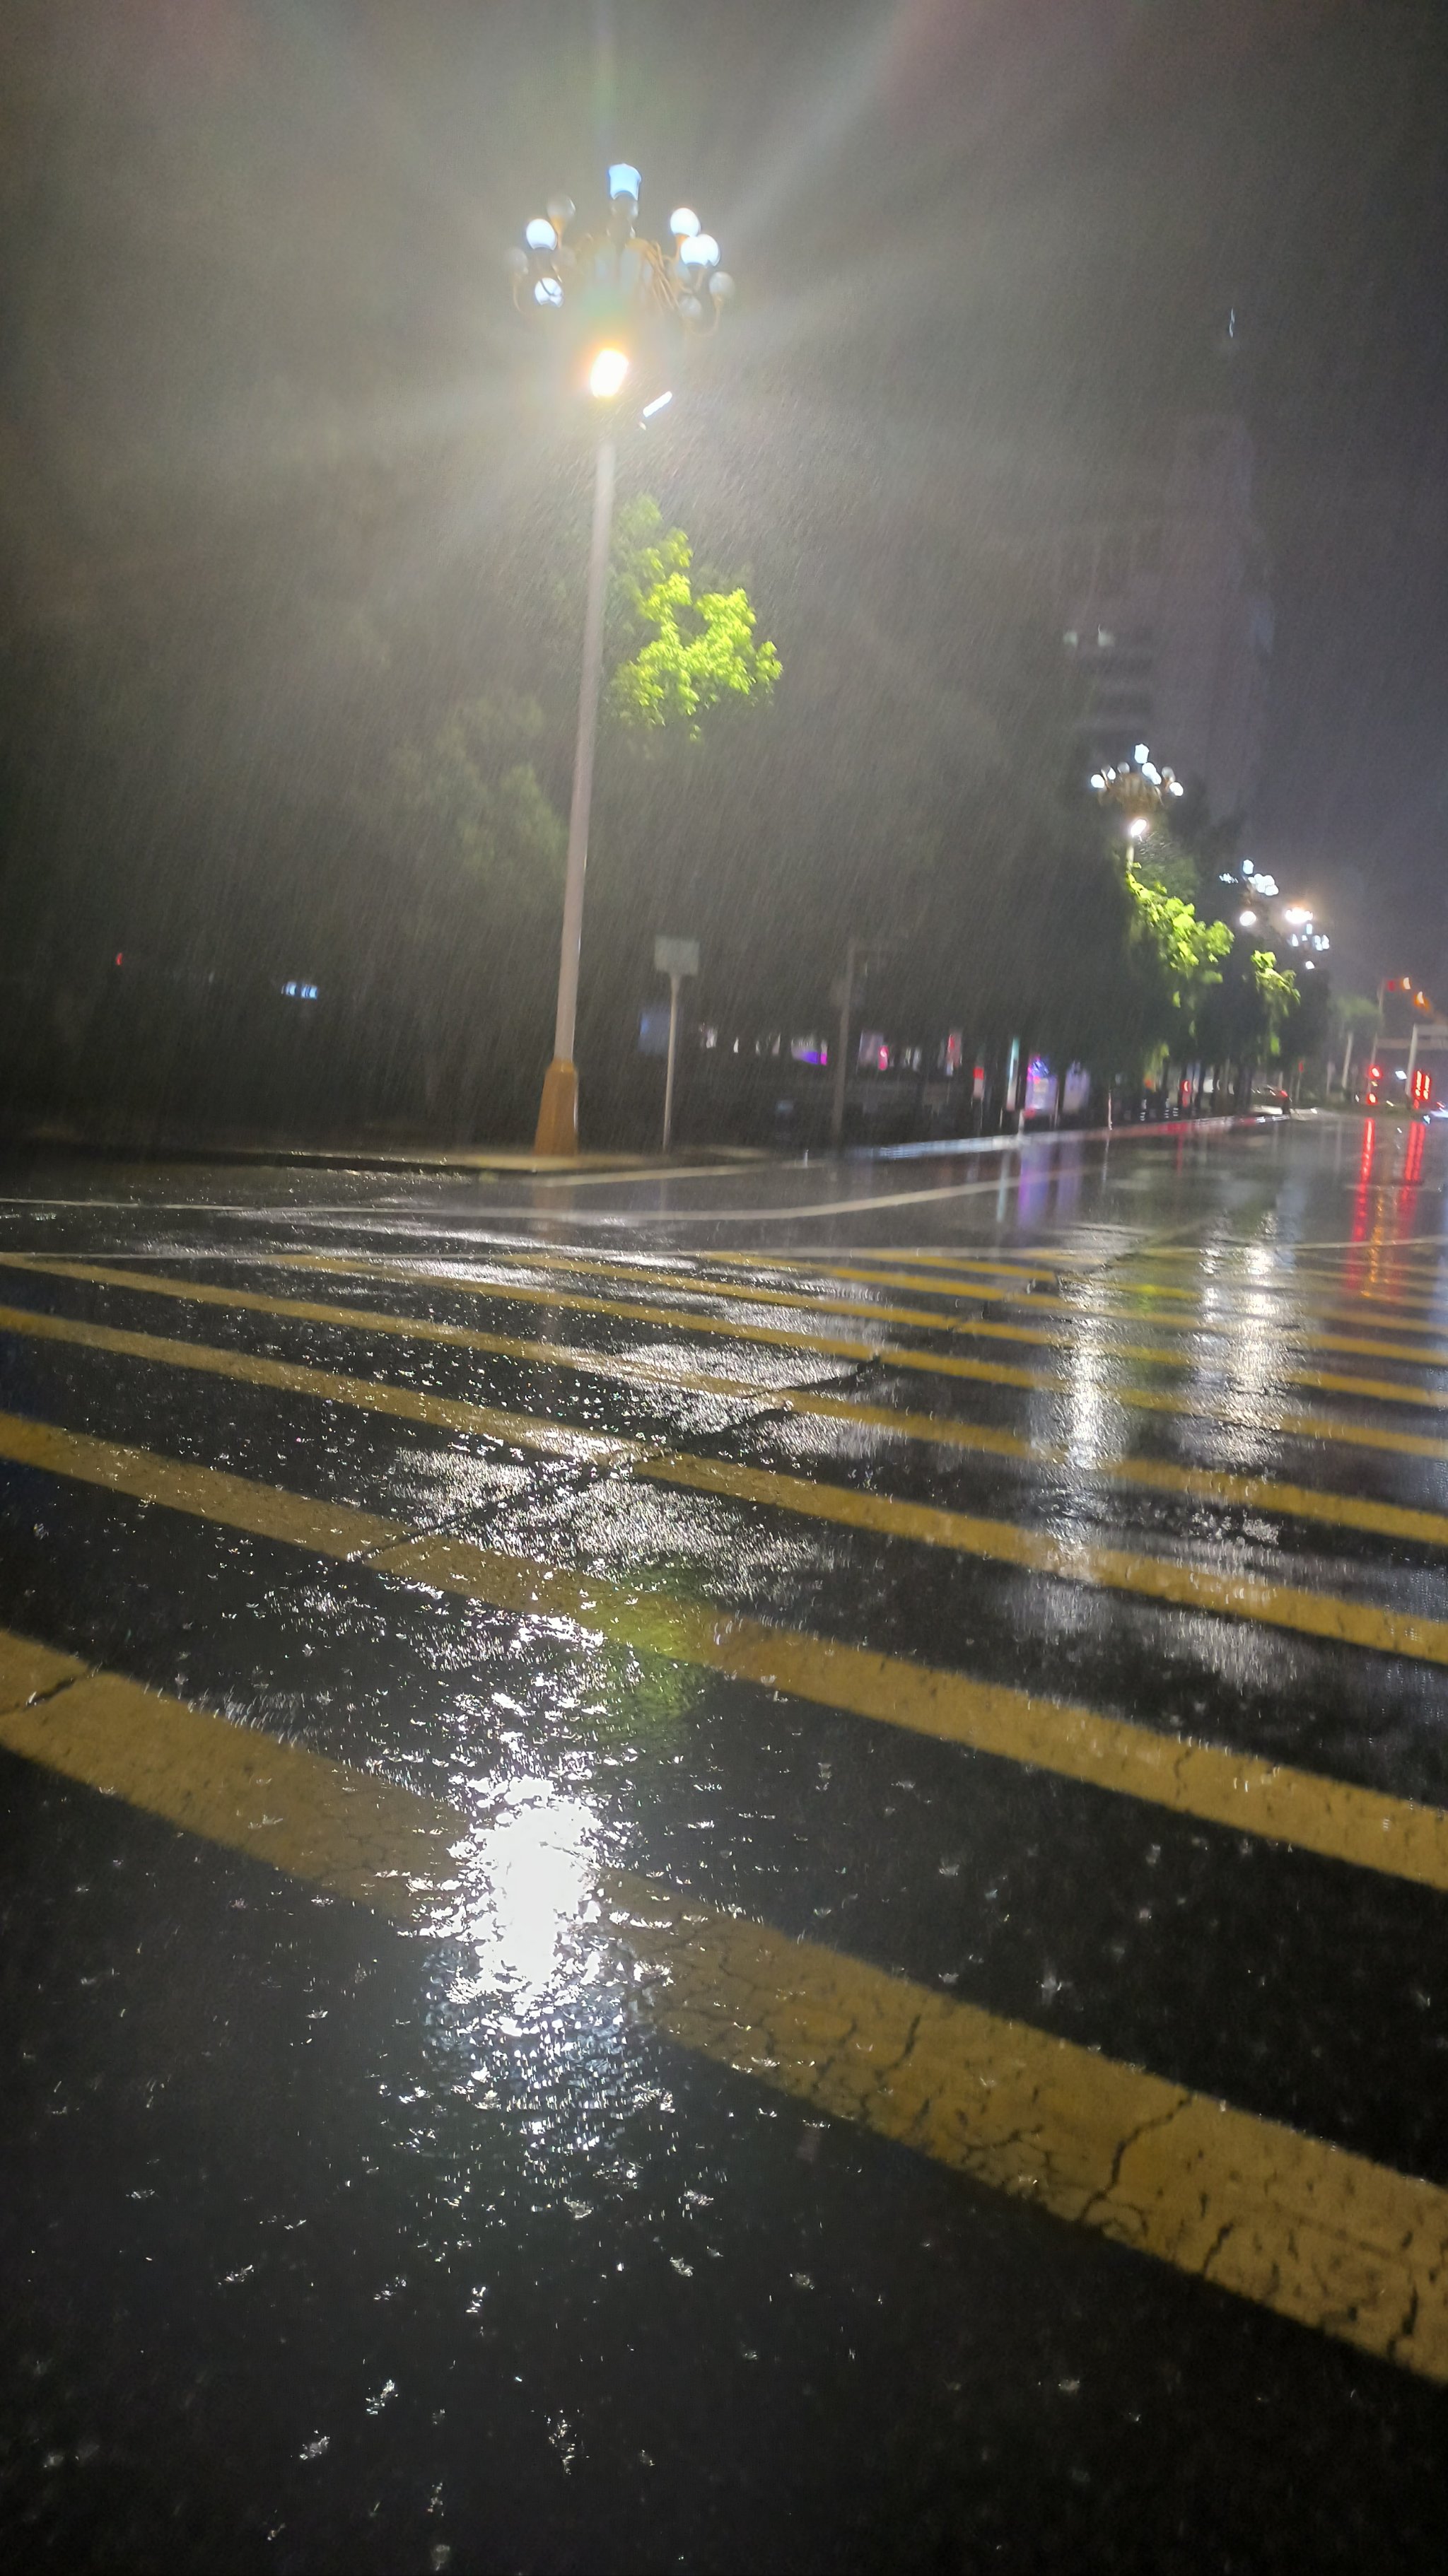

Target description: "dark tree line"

left=1, top=415, right=1301, bottom=1142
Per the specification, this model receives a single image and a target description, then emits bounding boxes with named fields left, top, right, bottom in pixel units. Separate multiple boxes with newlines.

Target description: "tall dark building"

left=1056, top=414, right=1273, bottom=820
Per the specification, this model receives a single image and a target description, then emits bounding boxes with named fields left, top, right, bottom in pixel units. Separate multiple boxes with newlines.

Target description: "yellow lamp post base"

left=534, top=1058, right=580, bottom=1157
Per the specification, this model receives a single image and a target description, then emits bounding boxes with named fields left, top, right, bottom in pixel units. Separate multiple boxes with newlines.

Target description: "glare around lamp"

left=588, top=346, right=630, bottom=399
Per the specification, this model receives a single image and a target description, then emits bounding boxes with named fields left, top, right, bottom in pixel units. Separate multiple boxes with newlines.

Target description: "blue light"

left=608, top=163, right=641, bottom=203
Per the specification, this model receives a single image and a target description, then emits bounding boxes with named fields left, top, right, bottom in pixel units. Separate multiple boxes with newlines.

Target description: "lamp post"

left=1090, top=746, right=1186, bottom=1118
left=509, top=167, right=734, bottom=1157
left=1090, top=744, right=1186, bottom=842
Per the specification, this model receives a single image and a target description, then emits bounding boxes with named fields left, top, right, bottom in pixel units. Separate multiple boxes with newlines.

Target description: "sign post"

left=653, top=937, right=699, bottom=1154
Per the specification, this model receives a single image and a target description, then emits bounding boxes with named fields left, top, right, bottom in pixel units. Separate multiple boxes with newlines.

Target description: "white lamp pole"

left=511, top=169, right=732, bottom=1158
left=535, top=414, right=617, bottom=1156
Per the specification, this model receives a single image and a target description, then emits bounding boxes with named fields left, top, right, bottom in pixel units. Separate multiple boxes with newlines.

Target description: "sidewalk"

left=0, top=1123, right=775, bottom=1178
left=0, top=1111, right=1286, bottom=1179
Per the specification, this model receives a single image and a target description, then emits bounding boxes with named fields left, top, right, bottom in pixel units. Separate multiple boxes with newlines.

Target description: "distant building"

left=1055, top=414, right=1273, bottom=821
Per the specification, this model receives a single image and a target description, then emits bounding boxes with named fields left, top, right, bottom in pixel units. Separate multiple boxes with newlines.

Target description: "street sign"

left=654, top=937, right=699, bottom=980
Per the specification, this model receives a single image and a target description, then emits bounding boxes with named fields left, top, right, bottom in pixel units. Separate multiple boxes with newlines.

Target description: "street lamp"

left=1090, top=745, right=1186, bottom=841
left=510, top=167, right=734, bottom=1157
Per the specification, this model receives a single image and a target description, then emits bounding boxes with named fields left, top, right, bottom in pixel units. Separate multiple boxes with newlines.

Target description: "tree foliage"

left=607, top=500, right=781, bottom=737
left=370, top=693, right=565, bottom=1125
left=1123, top=856, right=1232, bottom=1019
left=385, top=693, right=564, bottom=930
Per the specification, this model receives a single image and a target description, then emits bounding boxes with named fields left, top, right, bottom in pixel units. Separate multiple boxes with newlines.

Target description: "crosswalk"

left=2, top=1224, right=1447, bottom=2384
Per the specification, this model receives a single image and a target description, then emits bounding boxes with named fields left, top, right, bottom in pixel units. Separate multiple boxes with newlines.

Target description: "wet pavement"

left=1, top=1111, right=1447, bottom=2573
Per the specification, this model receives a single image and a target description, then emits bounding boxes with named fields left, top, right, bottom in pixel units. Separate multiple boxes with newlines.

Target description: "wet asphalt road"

left=1, top=1112, right=1447, bottom=2573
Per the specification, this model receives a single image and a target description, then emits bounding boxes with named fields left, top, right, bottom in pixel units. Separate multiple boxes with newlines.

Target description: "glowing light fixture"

left=1126, top=815, right=1150, bottom=841
left=1238, top=908, right=1258, bottom=927
left=670, top=207, right=700, bottom=238
left=588, top=346, right=630, bottom=399
left=608, top=163, right=642, bottom=202
left=534, top=276, right=564, bottom=308
left=679, top=230, right=720, bottom=269
left=641, top=389, right=674, bottom=419
left=525, top=217, right=558, bottom=250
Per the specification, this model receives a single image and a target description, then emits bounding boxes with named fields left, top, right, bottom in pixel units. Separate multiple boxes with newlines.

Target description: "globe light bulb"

left=588, top=346, right=629, bottom=399
left=525, top=218, right=557, bottom=251
left=670, top=207, right=700, bottom=238
left=535, top=276, right=564, bottom=308
left=608, top=163, right=642, bottom=203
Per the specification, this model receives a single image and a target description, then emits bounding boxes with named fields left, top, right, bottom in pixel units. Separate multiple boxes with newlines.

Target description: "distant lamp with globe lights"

left=509, top=165, right=736, bottom=1155
left=1090, top=745, right=1186, bottom=844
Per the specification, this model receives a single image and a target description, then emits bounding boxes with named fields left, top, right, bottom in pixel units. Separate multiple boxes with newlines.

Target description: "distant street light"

left=510, top=166, right=734, bottom=1157
left=1090, top=747, right=1186, bottom=842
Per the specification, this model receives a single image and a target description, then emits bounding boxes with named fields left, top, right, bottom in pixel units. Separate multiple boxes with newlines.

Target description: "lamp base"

left=533, top=1058, right=580, bottom=1158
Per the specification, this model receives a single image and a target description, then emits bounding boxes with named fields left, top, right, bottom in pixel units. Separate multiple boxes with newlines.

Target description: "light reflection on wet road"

left=2, top=1114, right=1448, bottom=2572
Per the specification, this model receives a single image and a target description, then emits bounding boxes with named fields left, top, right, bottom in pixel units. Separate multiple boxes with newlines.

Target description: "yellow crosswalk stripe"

left=9, top=1252, right=1448, bottom=1481
left=9, top=1294, right=1448, bottom=1572
left=690, top=1245, right=1448, bottom=1335
left=623, top=1883, right=1448, bottom=2386
left=272, top=1251, right=1208, bottom=1372
left=270, top=1251, right=1448, bottom=1412
left=9, top=1291, right=1448, bottom=1658
left=3, top=1406, right=1447, bottom=1891
left=489, top=1243, right=1448, bottom=1367
left=0, top=1300, right=631, bottom=1468
left=0, top=1627, right=457, bottom=1916
left=637, top=1450, right=1448, bottom=1668
left=1, top=1622, right=1444, bottom=2386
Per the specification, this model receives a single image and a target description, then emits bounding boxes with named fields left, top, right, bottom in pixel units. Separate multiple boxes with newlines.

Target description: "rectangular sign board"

left=654, top=937, right=699, bottom=980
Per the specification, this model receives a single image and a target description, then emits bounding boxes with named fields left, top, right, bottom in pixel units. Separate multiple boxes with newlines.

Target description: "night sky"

left=3, top=0, right=1445, bottom=999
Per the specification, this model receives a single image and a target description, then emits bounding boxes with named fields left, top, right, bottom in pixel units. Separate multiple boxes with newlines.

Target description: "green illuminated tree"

left=607, top=499, right=781, bottom=737
left=1123, top=857, right=1233, bottom=1021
